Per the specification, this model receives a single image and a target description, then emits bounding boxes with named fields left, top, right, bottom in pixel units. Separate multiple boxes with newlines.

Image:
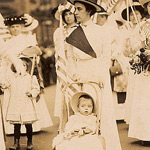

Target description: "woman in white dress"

left=120, top=2, right=146, bottom=124
left=60, top=0, right=122, bottom=149
left=0, top=103, right=6, bottom=150
left=53, top=4, right=78, bottom=118
left=128, top=0, right=150, bottom=145
left=0, top=19, right=27, bottom=150
left=97, top=10, right=128, bottom=120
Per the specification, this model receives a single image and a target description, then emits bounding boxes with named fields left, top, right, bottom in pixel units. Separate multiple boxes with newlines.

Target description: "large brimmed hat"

left=55, top=2, right=75, bottom=20
left=4, top=16, right=25, bottom=26
left=121, top=2, right=145, bottom=21
left=20, top=46, right=42, bottom=58
left=22, top=14, right=39, bottom=32
left=71, top=91, right=97, bottom=114
left=23, top=19, right=39, bottom=32
left=4, top=14, right=38, bottom=32
left=139, top=0, right=150, bottom=7
left=68, top=0, right=105, bottom=12
left=97, top=10, right=108, bottom=16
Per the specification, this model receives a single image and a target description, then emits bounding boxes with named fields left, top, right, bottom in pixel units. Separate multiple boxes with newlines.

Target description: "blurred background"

left=0, top=0, right=64, bottom=45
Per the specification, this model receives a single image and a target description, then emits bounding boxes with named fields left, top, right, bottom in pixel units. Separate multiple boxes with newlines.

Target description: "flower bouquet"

left=129, top=48, right=150, bottom=74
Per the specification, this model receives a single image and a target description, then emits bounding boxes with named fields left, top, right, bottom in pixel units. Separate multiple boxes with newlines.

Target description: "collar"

left=80, top=19, right=93, bottom=27
left=75, top=112, right=94, bottom=117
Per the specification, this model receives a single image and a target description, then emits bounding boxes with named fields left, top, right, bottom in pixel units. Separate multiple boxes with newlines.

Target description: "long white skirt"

left=2, top=90, right=53, bottom=134
left=54, top=81, right=63, bottom=117
left=124, top=70, right=135, bottom=124
left=0, top=106, right=6, bottom=150
left=129, top=72, right=150, bottom=140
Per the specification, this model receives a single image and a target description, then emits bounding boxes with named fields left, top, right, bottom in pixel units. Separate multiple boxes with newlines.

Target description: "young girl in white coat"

left=4, top=57, right=40, bottom=150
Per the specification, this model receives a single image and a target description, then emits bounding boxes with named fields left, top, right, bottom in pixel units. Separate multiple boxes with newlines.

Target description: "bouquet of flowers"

left=129, top=48, right=150, bottom=74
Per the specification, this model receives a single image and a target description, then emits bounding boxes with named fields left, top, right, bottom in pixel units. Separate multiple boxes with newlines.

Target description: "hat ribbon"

left=58, top=2, right=75, bottom=13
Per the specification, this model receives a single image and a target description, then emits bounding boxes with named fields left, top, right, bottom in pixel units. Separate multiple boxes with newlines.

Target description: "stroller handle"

left=62, top=81, right=103, bottom=93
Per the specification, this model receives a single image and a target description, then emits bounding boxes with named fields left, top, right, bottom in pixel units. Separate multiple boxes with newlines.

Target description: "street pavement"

left=5, top=85, right=150, bottom=150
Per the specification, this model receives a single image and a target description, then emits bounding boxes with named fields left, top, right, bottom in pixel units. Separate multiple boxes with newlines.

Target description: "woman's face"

left=97, top=14, right=107, bottom=26
left=130, top=10, right=142, bottom=24
left=64, top=11, right=75, bottom=25
left=9, top=24, right=23, bottom=36
left=147, top=2, right=150, bottom=15
left=74, top=2, right=90, bottom=23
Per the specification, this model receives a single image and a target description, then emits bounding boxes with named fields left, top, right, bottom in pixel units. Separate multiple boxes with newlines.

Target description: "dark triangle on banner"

left=66, top=26, right=97, bottom=58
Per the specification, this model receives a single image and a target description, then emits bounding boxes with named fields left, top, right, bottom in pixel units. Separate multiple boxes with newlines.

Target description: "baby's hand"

left=78, top=128, right=84, bottom=136
left=25, top=91, right=32, bottom=98
left=64, top=129, right=80, bottom=139
left=83, top=127, right=93, bottom=134
left=64, top=132, right=73, bottom=140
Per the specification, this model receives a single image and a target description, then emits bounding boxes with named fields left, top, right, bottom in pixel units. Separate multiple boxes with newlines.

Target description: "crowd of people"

left=1, top=0, right=150, bottom=149
left=53, top=0, right=150, bottom=149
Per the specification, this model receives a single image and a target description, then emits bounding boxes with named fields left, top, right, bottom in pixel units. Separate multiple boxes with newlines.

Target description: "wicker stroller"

left=53, top=81, right=106, bottom=150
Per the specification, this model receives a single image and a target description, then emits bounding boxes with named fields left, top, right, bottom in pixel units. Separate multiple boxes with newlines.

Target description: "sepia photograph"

left=0, top=0, right=150, bottom=150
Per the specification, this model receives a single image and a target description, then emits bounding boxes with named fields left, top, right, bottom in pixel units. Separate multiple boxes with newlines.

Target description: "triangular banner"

left=66, top=26, right=97, bottom=58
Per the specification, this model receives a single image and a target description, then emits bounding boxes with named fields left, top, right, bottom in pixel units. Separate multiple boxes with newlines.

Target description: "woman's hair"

left=144, top=2, right=149, bottom=9
left=78, top=94, right=94, bottom=112
left=75, top=1, right=96, bottom=16
left=62, top=9, right=76, bottom=24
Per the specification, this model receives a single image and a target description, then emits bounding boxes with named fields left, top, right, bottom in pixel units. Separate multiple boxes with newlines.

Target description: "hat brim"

left=19, top=55, right=31, bottom=59
left=68, top=0, right=104, bottom=12
left=22, top=19, right=39, bottom=32
left=21, top=46, right=42, bottom=58
left=55, top=8, right=70, bottom=20
left=71, top=91, right=97, bottom=114
left=139, top=0, right=150, bottom=7
left=121, top=5, right=145, bottom=21
left=97, top=11, right=108, bottom=16
left=55, top=9, right=61, bottom=20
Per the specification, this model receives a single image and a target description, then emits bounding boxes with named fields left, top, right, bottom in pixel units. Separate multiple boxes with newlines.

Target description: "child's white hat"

left=71, top=91, right=97, bottom=114
left=19, top=46, right=42, bottom=58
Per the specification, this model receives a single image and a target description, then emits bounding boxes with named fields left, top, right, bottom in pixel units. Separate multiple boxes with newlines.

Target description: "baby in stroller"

left=53, top=91, right=106, bottom=150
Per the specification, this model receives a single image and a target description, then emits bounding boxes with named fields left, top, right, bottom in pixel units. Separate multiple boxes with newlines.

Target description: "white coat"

left=6, top=74, right=40, bottom=124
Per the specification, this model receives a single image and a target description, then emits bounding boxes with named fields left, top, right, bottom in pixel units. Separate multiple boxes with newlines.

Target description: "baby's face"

left=78, top=98, right=93, bottom=116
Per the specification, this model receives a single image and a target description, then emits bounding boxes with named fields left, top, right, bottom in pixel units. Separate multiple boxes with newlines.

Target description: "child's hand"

left=64, top=129, right=80, bottom=139
left=78, top=128, right=84, bottom=136
left=25, top=91, right=32, bottom=98
left=64, top=132, right=73, bottom=139
left=83, top=127, right=93, bottom=134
